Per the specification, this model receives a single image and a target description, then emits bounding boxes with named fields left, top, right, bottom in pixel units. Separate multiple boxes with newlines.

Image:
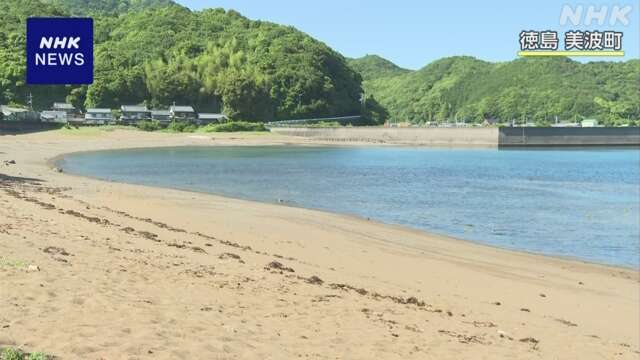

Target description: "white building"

left=198, top=113, right=228, bottom=125
left=41, top=110, right=68, bottom=123
left=85, top=108, right=113, bottom=125
left=581, top=119, right=599, bottom=127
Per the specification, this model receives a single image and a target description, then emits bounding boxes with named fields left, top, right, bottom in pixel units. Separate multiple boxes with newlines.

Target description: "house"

left=581, top=119, right=599, bottom=127
left=197, top=113, right=227, bottom=125
left=1, top=105, right=40, bottom=122
left=41, top=110, right=68, bottom=123
left=170, top=105, right=197, bottom=122
left=84, top=108, right=113, bottom=125
left=151, top=110, right=171, bottom=124
left=551, top=122, right=580, bottom=127
left=120, top=105, right=151, bottom=124
left=53, top=102, right=76, bottom=116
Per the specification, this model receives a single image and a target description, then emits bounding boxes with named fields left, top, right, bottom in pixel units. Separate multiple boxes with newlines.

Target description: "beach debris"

left=519, top=337, right=540, bottom=346
left=26, top=264, right=40, bottom=272
left=167, top=242, right=187, bottom=249
left=466, top=321, right=496, bottom=328
left=539, top=293, right=547, bottom=298
left=137, top=231, right=160, bottom=242
left=64, top=209, right=111, bottom=225
left=438, top=330, right=486, bottom=344
left=404, top=324, right=423, bottom=333
left=219, top=252, right=241, bottom=260
left=3, top=160, right=16, bottom=166
left=53, top=167, right=63, bottom=173
left=42, top=246, right=70, bottom=256
left=330, top=283, right=368, bottom=295
left=403, top=296, right=426, bottom=307
left=306, top=275, right=324, bottom=285
left=497, top=329, right=514, bottom=340
left=265, top=261, right=294, bottom=273
left=554, top=318, right=578, bottom=327
left=218, top=252, right=244, bottom=263
left=191, top=246, right=207, bottom=254
left=493, top=301, right=502, bottom=306
left=520, top=308, right=531, bottom=312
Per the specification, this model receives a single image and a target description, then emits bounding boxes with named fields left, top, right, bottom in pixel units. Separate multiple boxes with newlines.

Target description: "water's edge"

left=52, top=144, right=639, bottom=270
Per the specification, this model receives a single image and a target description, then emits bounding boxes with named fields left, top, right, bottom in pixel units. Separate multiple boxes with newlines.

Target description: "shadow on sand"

left=0, top=122, right=61, bottom=135
left=0, top=173, right=44, bottom=186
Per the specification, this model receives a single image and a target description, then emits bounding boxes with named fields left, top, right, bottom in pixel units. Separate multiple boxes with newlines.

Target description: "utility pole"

left=27, top=92, right=33, bottom=110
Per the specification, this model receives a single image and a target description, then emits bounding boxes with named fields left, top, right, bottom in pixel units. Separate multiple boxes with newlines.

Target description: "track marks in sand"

left=1, top=176, right=635, bottom=358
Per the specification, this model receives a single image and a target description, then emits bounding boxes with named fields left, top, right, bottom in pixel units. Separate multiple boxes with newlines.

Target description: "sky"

left=178, top=0, right=639, bottom=70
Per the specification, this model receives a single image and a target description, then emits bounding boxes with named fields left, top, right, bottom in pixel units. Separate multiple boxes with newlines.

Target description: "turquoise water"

left=59, top=146, right=640, bottom=268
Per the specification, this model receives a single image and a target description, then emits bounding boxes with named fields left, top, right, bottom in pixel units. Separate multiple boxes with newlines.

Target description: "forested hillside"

left=42, top=0, right=175, bottom=16
left=347, top=55, right=411, bottom=81
left=0, top=0, right=364, bottom=121
left=353, top=55, right=640, bottom=125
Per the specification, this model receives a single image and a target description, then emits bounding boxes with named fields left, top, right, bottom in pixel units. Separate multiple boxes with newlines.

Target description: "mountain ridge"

left=349, top=54, right=639, bottom=125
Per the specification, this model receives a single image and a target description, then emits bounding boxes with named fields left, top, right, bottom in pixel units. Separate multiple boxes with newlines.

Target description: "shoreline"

left=1, top=129, right=638, bottom=359
left=53, top=146, right=637, bottom=272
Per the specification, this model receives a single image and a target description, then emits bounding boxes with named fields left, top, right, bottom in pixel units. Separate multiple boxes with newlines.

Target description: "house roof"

left=1, top=105, right=29, bottom=116
left=151, top=110, right=171, bottom=116
left=53, top=102, right=75, bottom=110
left=86, top=108, right=111, bottom=113
left=170, top=105, right=195, bottom=113
left=121, top=105, right=149, bottom=112
left=198, top=113, right=227, bottom=119
left=40, top=111, right=67, bottom=118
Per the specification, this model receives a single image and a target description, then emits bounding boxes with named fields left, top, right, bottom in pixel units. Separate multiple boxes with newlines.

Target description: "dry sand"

left=0, top=128, right=638, bottom=359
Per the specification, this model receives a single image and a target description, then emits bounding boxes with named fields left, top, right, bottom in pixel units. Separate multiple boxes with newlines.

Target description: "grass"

left=199, top=121, right=267, bottom=132
left=0, top=348, right=50, bottom=360
left=0, top=258, right=27, bottom=269
left=56, top=124, right=136, bottom=136
left=49, top=120, right=269, bottom=135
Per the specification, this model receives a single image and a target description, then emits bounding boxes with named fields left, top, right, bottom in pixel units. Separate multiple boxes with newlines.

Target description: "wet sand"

left=0, top=128, right=638, bottom=359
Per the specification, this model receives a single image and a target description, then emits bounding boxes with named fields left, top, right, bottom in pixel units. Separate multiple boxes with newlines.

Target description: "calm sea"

left=58, top=146, right=640, bottom=268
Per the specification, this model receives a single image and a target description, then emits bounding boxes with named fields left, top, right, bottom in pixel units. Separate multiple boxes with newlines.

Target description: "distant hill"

left=352, top=55, right=640, bottom=125
left=42, top=0, right=177, bottom=16
left=347, top=55, right=411, bottom=81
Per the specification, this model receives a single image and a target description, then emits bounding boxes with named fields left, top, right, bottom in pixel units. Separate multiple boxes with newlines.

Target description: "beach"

left=0, top=129, right=638, bottom=359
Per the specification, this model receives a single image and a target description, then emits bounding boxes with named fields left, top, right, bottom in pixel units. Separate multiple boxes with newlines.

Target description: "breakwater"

left=270, top=127, right=640, bottom=147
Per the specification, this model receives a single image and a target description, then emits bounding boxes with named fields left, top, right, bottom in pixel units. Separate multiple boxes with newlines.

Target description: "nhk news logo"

left=518, top=4, right=633, bottom=57
left=26, top=18, right=93, bottom=84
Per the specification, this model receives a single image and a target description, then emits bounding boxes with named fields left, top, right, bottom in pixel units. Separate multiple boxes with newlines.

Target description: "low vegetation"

left=134, top=120, right=267, bottom=133
left=164, top=121, right=197, bottom=133
left=199, top=121, right=267, bottom=132
left=135, top=120, right=163, bottom=132
left=0, top=347, right=49, bottom=360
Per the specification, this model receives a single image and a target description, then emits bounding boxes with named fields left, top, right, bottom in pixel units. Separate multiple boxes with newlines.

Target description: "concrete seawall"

left=271, top=127, right=640, bottom=147
left=270, top=127, right=499, bottom=146
left=499, top=127, right=640, bottom=146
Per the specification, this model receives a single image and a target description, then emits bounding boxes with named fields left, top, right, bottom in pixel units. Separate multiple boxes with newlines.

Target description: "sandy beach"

left=0, top=128, right=638, bottom=359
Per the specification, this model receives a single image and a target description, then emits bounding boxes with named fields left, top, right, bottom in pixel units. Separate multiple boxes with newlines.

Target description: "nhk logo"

left=26, top=18, right=93, bottom=84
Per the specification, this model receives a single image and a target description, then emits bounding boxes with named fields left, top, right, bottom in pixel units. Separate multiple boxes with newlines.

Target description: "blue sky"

left=178, top=0, right=639, bottom=69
